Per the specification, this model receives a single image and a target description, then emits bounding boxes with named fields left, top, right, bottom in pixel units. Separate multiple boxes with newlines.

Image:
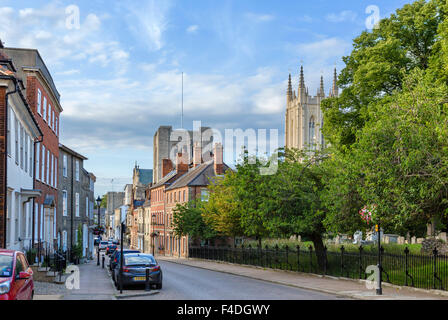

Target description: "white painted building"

left=1, top=56, right=42, bottom=252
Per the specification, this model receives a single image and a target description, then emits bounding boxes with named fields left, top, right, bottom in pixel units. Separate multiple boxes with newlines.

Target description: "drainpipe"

left=70, top=156, right=74, bottom=256
left=32, top=134, right=43, bottom=250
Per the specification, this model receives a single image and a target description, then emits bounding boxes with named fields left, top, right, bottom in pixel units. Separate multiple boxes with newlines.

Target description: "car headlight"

left=0, top=281, right=11, bottom=295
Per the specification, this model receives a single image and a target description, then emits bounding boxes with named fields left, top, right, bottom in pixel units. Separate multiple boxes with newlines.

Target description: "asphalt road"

left=122, top=260, right=346, bottom=300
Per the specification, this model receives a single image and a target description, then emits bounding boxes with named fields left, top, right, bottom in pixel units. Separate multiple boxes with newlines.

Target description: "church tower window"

left=309, top=117, right=315, bottom=150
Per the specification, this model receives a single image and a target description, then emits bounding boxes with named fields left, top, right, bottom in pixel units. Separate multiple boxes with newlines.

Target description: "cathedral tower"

left=285, top=66, right=338, bottom=151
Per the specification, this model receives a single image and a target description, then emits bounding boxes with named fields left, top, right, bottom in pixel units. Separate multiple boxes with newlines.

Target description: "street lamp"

left=96, top=196, right=102, bottom=266
left=152, top=214, right=156, bottom=256
left=376, top=222, right=382, bottom=295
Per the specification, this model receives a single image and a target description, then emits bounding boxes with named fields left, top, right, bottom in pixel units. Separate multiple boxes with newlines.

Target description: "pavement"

left=34, top=251, right=448, bottom=300
left=156, top=255, right=448, bottom=300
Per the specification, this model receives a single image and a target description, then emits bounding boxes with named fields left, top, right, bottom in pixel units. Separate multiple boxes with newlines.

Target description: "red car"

left=0, top=249, right=34, bottom=300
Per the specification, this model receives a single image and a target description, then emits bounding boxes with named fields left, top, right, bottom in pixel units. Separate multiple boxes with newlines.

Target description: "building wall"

left=5, top=98, right=36, bottom=251
left=57, top=148, right=93, bottom=256
left=0, top=85, right=6, bottom=247
left=106, top=192, right=124, bottom=237
left=27, top=75, right=61, bottom=252
left=165, top=186, right=190, bottom=258
left=149, top=185, right=166, bottom=255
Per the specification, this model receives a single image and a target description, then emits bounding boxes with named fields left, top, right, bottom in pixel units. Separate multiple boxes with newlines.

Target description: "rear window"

left=0, top=254, right=13, bottom=277
left=125, top=255, right=156, bottom=266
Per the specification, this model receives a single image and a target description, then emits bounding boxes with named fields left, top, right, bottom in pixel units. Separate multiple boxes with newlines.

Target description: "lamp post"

left=152, top=214, right=156, bottom=256
left=96, top=196, right=102, bottom=266
left=376, top=222, right=382, bottom=295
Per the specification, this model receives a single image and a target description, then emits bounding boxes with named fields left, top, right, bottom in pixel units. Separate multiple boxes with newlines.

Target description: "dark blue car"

left=113, top=253, right=162, bottom=290
left=109, top=249, right=140, bottom=273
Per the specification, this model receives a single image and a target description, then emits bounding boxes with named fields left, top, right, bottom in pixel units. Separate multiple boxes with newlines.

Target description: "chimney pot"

left=176, top=152, right=189, bottom=176
left=213, top=143, right=224, bottom=175
left=193, top=142, right=202, bottom=167
left=162, top=159, right=173, bottom=178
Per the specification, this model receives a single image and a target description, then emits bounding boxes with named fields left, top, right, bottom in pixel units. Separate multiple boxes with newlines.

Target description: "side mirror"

left=17, top=271, right=31, bottom=280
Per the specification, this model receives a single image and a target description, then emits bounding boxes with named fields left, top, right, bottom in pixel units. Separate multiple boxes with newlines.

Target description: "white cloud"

left=326, top=10, right=357, bottom=23
left=186, top=25, right=199, bottom=34
left=245, top=13, right=275, bottom=23
left=125, top=0, right=172, bottom=51
left=0, top=4, right=129, bottom=69
left=55, top=69, right=80, bottom=76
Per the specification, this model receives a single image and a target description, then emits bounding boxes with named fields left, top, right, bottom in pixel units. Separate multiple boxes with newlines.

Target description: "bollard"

left=145, top=268, right=151, bottom=292
left=97, top=247, right=100, bottom=266
left=102, top=255, right=105, bottom=269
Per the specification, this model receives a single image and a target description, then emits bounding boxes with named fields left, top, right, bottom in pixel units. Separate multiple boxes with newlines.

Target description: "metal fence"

left=189, top=245, right=448, bottom=291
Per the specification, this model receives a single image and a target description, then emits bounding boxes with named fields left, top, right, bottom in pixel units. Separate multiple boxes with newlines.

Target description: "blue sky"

left=0, top=0, right=412, bottom=196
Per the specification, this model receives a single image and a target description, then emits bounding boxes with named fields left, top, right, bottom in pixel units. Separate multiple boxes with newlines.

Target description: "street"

left=39, top=251, right=346, bottom=300
left=125, top=260, right=345, bottom=300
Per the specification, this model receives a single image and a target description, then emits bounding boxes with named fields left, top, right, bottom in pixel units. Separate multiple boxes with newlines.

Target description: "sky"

left=0, top=0, right=412, bottom=197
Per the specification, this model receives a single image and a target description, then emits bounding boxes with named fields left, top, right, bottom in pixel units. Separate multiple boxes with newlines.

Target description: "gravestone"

left=397, top=236, right=405, bottom=245
left=353, top=231, right=363, bottom=245
left=437, top=232, right=447, bottom=243
left=411, top=236, right=417, bottom=244
left=421, top=238, right=448, bottom=255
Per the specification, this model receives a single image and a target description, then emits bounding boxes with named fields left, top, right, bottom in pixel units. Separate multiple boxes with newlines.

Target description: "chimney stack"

left=176, top=152, right=189, bottom=176
left=193, top=142, right=202, bottom=167
left=213, top=143, right=224, bottom=175
left=162, top=159, right=173, bottom=178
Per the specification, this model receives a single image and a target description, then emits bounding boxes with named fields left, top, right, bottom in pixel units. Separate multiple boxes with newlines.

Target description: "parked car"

left=113, top=253, right=162, bottom=290
left=0, top=250, right=34, bottom=300
left=109, top=249, right=140, bottom=277
left=99, top=241, right=109, bottom=251
left=106, top=244, right=118, bottom=256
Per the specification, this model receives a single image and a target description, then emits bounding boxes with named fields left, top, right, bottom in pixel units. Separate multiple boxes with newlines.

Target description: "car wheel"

left=156, top=282, right=162, bottom=290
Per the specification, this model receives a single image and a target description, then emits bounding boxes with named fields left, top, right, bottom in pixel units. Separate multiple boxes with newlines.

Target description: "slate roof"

left=137, top=169, right=153, bottom=185
left=150, top=170, right=177, bottom=189
left=166, top=161, right=231, bottom=191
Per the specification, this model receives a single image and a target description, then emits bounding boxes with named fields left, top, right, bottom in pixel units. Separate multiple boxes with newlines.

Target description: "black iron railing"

left=188, top=245, right=448, bottom=291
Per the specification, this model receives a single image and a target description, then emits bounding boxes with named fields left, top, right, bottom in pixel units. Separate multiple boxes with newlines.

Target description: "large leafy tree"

left=267, top=149, right=330, bottom=267
left=325, top=70, right=448, bottom=236
left=322, top=0, right=445, bottom=151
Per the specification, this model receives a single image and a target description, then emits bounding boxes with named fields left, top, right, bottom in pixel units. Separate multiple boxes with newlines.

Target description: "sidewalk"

left=157, top=256, right=448, bottom=300
left=34, top=255, right=117, bottom=300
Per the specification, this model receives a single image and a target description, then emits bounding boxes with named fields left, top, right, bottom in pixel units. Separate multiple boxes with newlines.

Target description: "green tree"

left=322, top=0, right=445, bottom=151
left=202, top=174, right=244, bottom=239
left=325, top=70, right=448, bottom=236
left=267, top=148, right=330, bottom=268
left=172, top=200, right=217, bottom=242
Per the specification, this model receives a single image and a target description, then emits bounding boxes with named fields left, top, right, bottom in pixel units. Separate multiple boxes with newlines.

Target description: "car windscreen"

left=0, top=254, right=13, bottom=277
left=124, top=255, right=156, bottom=266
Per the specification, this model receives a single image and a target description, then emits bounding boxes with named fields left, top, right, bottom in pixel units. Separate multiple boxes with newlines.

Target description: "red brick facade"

left=26, top=75, right=61, bottom=248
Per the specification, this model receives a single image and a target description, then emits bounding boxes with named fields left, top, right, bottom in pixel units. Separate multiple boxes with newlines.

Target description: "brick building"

left=1, top=47, right=63, bottom=253
left=164, top=143, right=228, bottom=257
left=148, top=142, right=228, bottom=257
